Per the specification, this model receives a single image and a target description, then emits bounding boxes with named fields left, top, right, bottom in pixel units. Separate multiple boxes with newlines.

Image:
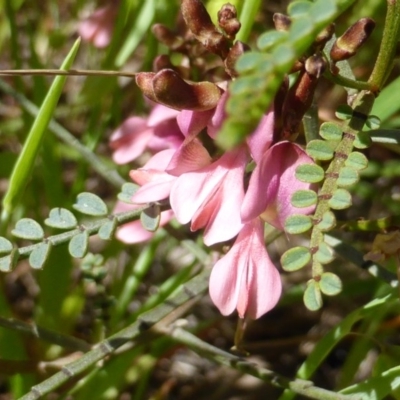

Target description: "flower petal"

left=177, top=109, right=214, bottom=137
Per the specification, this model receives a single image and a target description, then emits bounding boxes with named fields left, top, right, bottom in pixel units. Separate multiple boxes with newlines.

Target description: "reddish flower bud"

left=151, top=23, right=185, bottom=50
left=273, top=13, right=291, bottom=31
left=181, top=0, right=230, bottom=58
left=224, top=40, right=250, bottom=77
left=218, top=3, right=241, bottom=39
left=314, top=23, right=335, bottom=47
left=305, top=53, right=327, bottom=78
left=136, top=69, right=222, bottom=111
left=330, top=18, right=375, bottom=62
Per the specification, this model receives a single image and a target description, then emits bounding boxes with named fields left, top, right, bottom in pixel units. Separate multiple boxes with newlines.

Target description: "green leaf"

left=0, top=237, right=13, bottom=255
left=12, top=218, right=44, bottom=240
left=340, top=365, right=400, bottom=399
left=285, top=215, right=313, bottom=234
left=140, top=205, right=161, bottom=232
left=257, top=30, right=288, bottom=51
left=287, top=1, right=312, bottom=18
left=295, top=164, right=325, bottom=183
left=304, top=280, right=322, bottom=311
left=319, top=122, right=343, bottom=141
left=365, top=115, right=381, bottom=130
left=73, top=192, right=108, bottom=216
left=235, top=52, right=271, bottom=73
left=1, top=38, right=81, bottom=220
left=345, top=152, right=368, bottom=171
left=314, top=242, right=334, bottom=264
left=337, top=166, right=359, bottom=187
left=306, top=139, right=335, bottom=161
left=354, top=131, right=371, bottom=149
left=117, top=183, right=139, bottom=204
left=291, top=190, right=318, bottom=208
left=310, top=0, right=336, bottom=23
left=0, top=249, right=18, bottom=272
left=319, top=272, right=342, bottom=296
left=281, top=246, right=311, bottom=271
left=69, top=231, right=89, bottom=258
left=335, top=104, right=353, bottom=120
left=328, top=188, right=352, bottom=209
left=45, top=208, right=77, bottom=229
left=29, top=242, right=52, bottom=270
left=98, top=218, right=117, bottom=241
left=371, top=75, right=400, bottom=123
left=316, top=211, right=336, bottom=231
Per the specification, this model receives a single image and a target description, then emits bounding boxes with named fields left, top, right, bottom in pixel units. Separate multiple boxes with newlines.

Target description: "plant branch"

left=0, top=69, right=137, bottom=78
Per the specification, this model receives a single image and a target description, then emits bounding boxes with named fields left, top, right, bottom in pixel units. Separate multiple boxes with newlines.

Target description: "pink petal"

left=166, top=138, right=212, bottom=175
left=177, top=109, right=214, bottom=137
left=131, top=175, right=176, bottom=203
left=170, top=146, right=248, bottom=244
left=207, top=91, right=229, bottom=139
left=246, top=109, right=275, bottom=163
left=209, top=219, right=282, bottom=319
left=241, top=142, right=315, bottom=229
left=110, top=117, right=152, bottom=164
left=147, top=104, right=180, bottom=127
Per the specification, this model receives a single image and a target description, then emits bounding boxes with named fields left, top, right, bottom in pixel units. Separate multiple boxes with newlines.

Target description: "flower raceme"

left=111, top=93, right=315, bottom=320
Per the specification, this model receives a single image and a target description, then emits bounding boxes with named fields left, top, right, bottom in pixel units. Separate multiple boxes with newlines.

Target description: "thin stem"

left=19, top=268, right=211, bottom=400
left=236, top=0, right=262, bottom=43
left=162, top=326, right=356, bottom=400
left=0, top=69, right=137, bottom=78
left=368, top=0, right=400, bottom=90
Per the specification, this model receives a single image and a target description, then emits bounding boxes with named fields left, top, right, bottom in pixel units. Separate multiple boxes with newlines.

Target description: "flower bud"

left=305, top=53, right=327, bottom=78
left=136, top=69, right=222, bottom=111
left=314, top=23, right=335, bottom=48
left=181, top=0, right=230, bottom=58
left=218, top=3, right=241, bottom=39
left=273, top=13, right=291, bottom=31
left=224, top=40, right=250, bottom=77
left=151, top=24, right=185, bottom=50
left=330, top=18, right=375, bottom=62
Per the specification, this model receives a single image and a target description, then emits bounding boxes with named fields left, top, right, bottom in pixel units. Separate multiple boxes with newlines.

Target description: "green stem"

left=236, top=0, right=262, bottom=43
left=368, top=0, right=400, bottom=90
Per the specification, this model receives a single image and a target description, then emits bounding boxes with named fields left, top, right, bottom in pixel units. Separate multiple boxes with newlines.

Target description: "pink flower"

left=110, top=105, right=183, bottom=164
left=241, top=141, right=316, bottom=229
left=170, top=146, right=248, bottom=246
left=209, top=218, right=282, bottom=319
left=78, top=4, right=118, bottom=48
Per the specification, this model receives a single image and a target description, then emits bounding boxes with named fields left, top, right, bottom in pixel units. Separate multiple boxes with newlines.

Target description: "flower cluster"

left=108, top=0, right=317, bottom=320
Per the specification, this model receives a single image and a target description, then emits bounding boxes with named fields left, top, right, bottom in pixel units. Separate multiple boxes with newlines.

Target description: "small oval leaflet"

left=304, top=280, right=322, bottom=311
left=0, top=249, right=18, bottom=272
left=319, top=272, right=342, bottom=296
left=366, top=115, right=381, bottom=130
left=285, top=214, right=313, bottom=234
left=272, top=44, right=295, bottom=68
left=335, top=104, right=353, bottom=120
left=316, top=211, right=336, bottom=231
left=12, top=218, right=44, bottom=240
left=98, top=218, right=117, bottom=241
left=257, top=31, right=288, bottom=52
left=73, top=192, right=108, bottom=217
left=287, top=1, right=312, bottom=18
left=69, top=231, right=89, bottom=258
left=45, top=208, right=77, bottom=229
left=306, top=140, right=335, bottom=161
left=0, top=237, right=13, bottom=255
left=354, top=131, right=371, bottom=149
left=310, top=0, right=336, bottom=23
left=291, top=190, right=318, bottom=208
left=117, top=183, right=139, bottom=204
left=235, top=52, right=270, bottom=74
left=314, top=242, right=334, bottom=264
left=319, top=122, right=343, bottom=141
left=281, top=246, right=311, bottom=271
left=328, top=188, right=352, bottom=210
left=141, top=205, right=161, bottom=232
left=296, top=164, right=325, bottom=183
left=345, top=152, right=368, bottom=171
left=337, top=166, right=359, bottom=187
left=29, top=242, right=52, bottom=269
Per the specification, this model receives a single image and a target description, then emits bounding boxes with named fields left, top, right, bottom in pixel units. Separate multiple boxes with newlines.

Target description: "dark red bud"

left=218, top=3, right=241, bottom=39
left=224, top=40, right=250, bottom=77
left=135, top=72, right=158, bottom=102
left=138, top=69, right=222, bottom=111
left=314, top=23, right=335, bottom=47
left=273, top=13, right=291, bottom=31
left=330, top=18, right=375, bottom=62
left=151, top=24, right=185, bottom=50
left=181, top=0, right=230, bottom=58
left=305, top=54, right=326, bottom=78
